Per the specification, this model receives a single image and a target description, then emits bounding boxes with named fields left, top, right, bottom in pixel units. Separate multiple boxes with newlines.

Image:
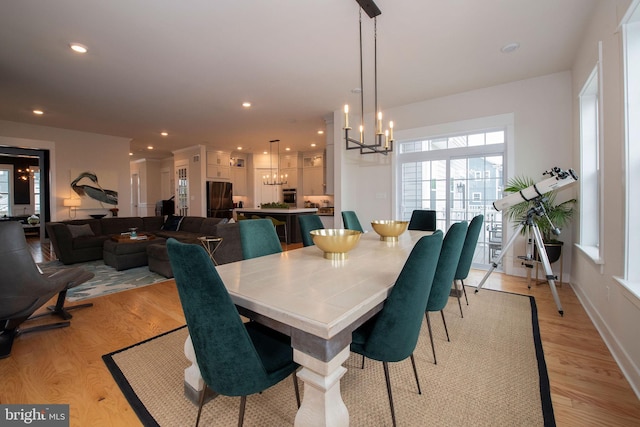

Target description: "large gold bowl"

left=371, top=220, right=409, bottom=242
left=310, top=229, right=362, bottom=260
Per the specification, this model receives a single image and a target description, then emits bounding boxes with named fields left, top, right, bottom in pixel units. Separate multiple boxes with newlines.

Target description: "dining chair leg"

left=195, top=385, right=208, bottom=427
left=409, top=354, right=422, bottom=395
left=454, top=281, right=464, bottom=318
left=237, top=395, right=247, bottom=427
left=461, top=279, right=469, bottom=305
left=425, top=312, right=437, bottom=365
left=361, top=354, right=365, bottom=369
left=382, top=361, right=397, bottom=427
left=440, top=310, right=450, bottom=342
left=292, top=372, right=301, bottom=408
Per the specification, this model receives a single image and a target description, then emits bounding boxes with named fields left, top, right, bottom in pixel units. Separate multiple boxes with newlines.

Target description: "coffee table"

left=104, top=234, right=164, bottom=271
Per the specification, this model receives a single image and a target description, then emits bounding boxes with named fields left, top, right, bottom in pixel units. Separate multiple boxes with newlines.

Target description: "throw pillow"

left=227, top=218, right=236, bottom=224
left=162, top=215, right=184, bottom=231
left=219, top=218, right=229, bottom=224
left=67, top=223, right=95, bottom=238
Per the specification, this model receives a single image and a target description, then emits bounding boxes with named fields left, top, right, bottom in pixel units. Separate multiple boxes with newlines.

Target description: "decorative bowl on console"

left=371, top=220, right=409, bottom=242
left=310, top=229, right=362, bottom=260
left=90, top=214, right=107, bottom=219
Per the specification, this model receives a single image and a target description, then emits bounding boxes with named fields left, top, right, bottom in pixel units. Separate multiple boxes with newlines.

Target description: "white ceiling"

left=0, top=0, right=596, bottom=160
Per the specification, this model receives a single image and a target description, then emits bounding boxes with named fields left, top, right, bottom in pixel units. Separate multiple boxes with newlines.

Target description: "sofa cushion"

left=199, top=218, right=223, bottom=236
left=67, top=223, right=94, bottom=238
left=162, top=215, right=184, bottom=231
left=142, top=216, right=165, bottom=232
left=101, top=217, right=145, bottom=235
left=178, top=216, right=205, bottom=233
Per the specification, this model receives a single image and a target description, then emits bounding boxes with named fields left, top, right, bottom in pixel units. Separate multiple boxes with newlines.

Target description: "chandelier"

left=17, top=167, right=35, bottom=181
left=263, top=139, right=288, bottom=185
left=344, top=0, right=394, bottom=155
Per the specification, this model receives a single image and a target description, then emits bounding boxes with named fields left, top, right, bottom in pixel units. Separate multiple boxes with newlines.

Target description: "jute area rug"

left=38, top=260, right=168, bottom=302
left=103, top=288, right=554, bottom=426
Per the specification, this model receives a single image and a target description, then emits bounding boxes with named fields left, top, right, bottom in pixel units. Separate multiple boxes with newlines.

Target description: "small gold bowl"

left=310, top=229, right=362, bottom=260
left=371, top=220, right=409, bottom=242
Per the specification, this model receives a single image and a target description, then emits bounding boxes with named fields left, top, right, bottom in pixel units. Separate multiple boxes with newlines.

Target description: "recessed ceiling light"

left=147, top=146, right=154, bottom=150
left=351, top=88, right=362, bottom=94
left=242, top=102, right=251, bottom=108
left=285, top=147, right=291, bottom=151
left=263, top=151, right=268, bottom=155
left=32, top=109, right=44, bottom=115
left=129, top=152, right=133, bottom=156
left=237, top=146, right=243, bottom=150
left=501, top=42, right=520, bottom=54
left=160, top=132, right=168, bottom=136
left=317, top=130, right=324, bottom=135
left=311, top=143, right=317, bottom=147
left=69, top=43, right=88, bottom=54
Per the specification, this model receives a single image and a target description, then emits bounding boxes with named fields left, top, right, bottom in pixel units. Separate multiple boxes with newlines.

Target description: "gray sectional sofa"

left=45, top=215, right=243, bottom=277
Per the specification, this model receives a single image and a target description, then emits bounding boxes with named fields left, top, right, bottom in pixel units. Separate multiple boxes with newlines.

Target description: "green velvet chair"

left=350, top=231, right=443, bottom=427
left=424, top=221, right=467, bottom=365
left=239, top=218, right=283, bottom=259
left=407, top=209, right=437, bottom=231
left=452, top=214, right=484, bottom=317
left=341, top=211, right=364, bottom=232
left=166, top=238, right=300, bottom=427
left=297, top=214, right=324, bottom=247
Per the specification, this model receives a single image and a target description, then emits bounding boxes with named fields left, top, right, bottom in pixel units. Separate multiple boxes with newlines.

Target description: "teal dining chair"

left=297, top=214, right=324, bottom=247
left=407, top=210, right=437, bottom=231
left=350, top=231, right=443, bottom=427
left=424, top=221, right=467, bottom=365
left=239, top=218, right=283, bottom=259
left=452, top=214, right=484, bottom=317
left=341, top=211, right=364, bottom=232
left=166, top=238, right=300, bottom=427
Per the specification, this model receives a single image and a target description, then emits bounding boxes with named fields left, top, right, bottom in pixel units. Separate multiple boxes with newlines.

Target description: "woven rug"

left=38, top=260, right=169, bottom=302
left=103, top=289, right=554, bottom=426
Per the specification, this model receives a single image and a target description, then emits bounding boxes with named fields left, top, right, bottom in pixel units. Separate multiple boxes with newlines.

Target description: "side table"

left=198, top=236, right=223, bottom=265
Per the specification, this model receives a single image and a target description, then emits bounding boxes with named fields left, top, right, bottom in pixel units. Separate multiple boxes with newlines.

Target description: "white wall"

left=0, top=120, right=131, bottom=221
left=333, top=71, right=574, bottom=276
left=570, top=0, right=640, bottom=397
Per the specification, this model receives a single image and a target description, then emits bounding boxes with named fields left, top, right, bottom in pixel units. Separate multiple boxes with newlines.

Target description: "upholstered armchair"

left=0, top=221, right=94, bottom=358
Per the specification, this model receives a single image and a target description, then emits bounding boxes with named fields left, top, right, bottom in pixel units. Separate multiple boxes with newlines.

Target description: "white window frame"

left=576, top=42, right=605, bottom=266
left=617, top=1, right=640, bottom=304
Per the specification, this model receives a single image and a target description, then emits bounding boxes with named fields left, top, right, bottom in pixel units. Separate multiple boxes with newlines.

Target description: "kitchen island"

left=234, top=207, right=318, bottom=244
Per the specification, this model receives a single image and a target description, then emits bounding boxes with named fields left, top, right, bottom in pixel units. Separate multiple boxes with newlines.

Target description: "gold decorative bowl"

left=310, top=229, right=362, bottom=260
left=371, top=220, right=409, bottom=242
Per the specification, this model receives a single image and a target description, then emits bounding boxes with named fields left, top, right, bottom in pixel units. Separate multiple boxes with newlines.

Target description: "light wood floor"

left=1, top=238, right=639, bottom=426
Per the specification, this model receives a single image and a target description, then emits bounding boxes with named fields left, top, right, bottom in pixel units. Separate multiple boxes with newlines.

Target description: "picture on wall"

left=70, top=170, right=118, bottom=209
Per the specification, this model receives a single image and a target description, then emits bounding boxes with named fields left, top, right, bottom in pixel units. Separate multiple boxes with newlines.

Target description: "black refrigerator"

left=206, top=181, right=233, bottom=219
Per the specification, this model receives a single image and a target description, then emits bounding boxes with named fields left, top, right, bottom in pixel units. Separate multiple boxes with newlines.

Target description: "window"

left=397, top=126, right=506, bottom=267
left=578, top=44, right=604, bottom=264
left=622, top=6, right=640, bottom=287
left=32, top=167, right=41, bottom=215
left=0, top=167, right=10, bottom=216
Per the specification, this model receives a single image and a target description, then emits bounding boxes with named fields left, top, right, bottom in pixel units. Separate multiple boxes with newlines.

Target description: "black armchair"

left=0, top=221, right=94, bottom=358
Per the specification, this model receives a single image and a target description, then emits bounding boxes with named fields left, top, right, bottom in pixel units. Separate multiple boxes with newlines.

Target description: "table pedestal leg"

left=184, top=335, right=204, bottom=404
left=294, top=346, right=350, bottom=427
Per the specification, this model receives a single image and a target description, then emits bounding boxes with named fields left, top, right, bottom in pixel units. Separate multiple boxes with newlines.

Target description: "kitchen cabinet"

left=230, top=155, right=247, bottom=196
left=206, top=151, right=230, bottom=180
left=302, top=151, right=324, bottom=196
left=281, top=168, right=298, bottom=190
left=320, top=215, right=334, bottom=229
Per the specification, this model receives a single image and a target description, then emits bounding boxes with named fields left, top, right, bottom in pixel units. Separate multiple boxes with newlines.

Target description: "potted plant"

left=503, top=175, right=576, bottom=263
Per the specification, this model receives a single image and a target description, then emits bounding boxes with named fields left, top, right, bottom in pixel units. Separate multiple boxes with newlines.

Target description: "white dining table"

left=182, top=229, right=432, bottom=426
